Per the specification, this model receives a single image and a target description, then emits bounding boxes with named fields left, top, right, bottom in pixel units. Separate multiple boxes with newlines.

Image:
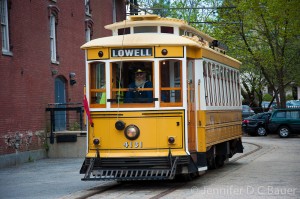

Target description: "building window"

left=50, top=14, right=57, bottom=62
left=0, top=0, right=12, bottom=55
left=85, top=19, right=93, bottom=42
left=85, top=27, right=91, bottom=42
left=85, top=0, right=91, bottom=16
left=48, top=5, right=59, bottom=64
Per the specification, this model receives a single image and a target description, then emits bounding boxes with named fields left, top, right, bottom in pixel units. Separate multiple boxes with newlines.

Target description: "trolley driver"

left=124, top=69, right=153, bottom=103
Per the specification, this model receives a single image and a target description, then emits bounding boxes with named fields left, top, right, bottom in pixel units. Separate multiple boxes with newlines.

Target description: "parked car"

left=242, top=105, right=255, bottom=119
left=268, top=108, right=300, bottom=138
left=286, top=100, right=300, bottom=108
left=261, top=101, right=276, bottom=111
left=242, top=112, right=272, bottom=136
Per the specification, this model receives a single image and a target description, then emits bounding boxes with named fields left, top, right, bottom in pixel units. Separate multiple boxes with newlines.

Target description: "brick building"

left=0, top=0, right=126, bottom=166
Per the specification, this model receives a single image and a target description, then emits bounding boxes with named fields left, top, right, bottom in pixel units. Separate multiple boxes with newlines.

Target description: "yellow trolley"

left=80, top=15, right=243, bottom=181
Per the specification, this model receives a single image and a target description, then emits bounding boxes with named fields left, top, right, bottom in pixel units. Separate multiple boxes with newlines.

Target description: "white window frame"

left=1, top=0, right=12, bottom=55
left=50, top=13, right=58, bottom=63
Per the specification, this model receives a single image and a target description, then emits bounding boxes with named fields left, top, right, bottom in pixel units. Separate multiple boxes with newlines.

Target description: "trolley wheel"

left=207, top=155, right=216, bottom=170
left=215, top=155, right=225, bottom=168
left=278, top=126, right=290, bottom=138
left=207, top=146, right=225, bottom=170
left=207, top=155, right=225, bottom=169
left=207, top=146, right=217, bottom=170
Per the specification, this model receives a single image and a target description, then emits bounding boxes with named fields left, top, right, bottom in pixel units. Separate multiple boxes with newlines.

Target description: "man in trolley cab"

left=124, top=68, right=153, bottom=103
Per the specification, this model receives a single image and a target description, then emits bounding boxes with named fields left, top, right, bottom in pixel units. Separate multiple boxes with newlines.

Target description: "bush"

left=286, top=94, right=294, bottom=100
left=262, top=93, right=273, bottom=101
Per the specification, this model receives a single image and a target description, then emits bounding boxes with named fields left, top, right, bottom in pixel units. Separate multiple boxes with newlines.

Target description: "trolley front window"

left=110, top=61, right=155, bottom=108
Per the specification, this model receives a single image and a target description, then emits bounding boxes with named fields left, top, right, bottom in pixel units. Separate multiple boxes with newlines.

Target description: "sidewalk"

left=0, top=158, right=102, bottom=199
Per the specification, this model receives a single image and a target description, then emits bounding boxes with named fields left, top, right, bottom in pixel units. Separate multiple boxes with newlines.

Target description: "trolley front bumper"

left=80, top=155, right=190, bottom=181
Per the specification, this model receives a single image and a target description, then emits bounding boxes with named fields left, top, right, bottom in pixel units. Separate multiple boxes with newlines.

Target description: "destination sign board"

left=111, top=48, right=152, bottom=57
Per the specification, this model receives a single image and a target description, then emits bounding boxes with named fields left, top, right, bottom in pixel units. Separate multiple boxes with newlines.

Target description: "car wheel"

left=256, top=126, right=267, bottom=136
left=278, top=126, right=290, bottom=138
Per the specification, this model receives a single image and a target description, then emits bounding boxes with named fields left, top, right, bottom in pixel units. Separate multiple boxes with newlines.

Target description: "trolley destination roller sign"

left=111, top=48, right=153, bottom=57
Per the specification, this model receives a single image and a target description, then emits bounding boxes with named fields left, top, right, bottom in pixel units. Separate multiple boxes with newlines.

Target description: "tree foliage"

left=218, top=0, right=300, bottom=107
left=136, top=0, right=300, bottom=107
left=137, top=0, right=222, bottom=33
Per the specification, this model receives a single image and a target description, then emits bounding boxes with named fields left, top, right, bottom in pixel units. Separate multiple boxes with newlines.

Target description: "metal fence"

left=45, top=103, right=85, bottom=144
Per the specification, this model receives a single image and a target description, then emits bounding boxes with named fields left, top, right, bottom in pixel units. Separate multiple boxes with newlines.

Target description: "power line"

left=138, top=6, right=236, bottom=10
left=125, top=1, right=237, bottom=24
left=126, top=1, right=236, bottom=15
left=190, top=21, right=241, bottom=24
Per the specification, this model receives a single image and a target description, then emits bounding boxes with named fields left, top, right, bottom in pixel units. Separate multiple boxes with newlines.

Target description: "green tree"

left=136, top=0, right=300, bottom=107
left=218, top=0, right=300, bottom=108
left=138, top=0, right=222, bottom=33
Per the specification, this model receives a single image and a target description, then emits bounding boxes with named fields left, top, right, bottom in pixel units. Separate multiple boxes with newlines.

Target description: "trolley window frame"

left=159, top=59, right=183, bottom=107
left=89, top=61, right=106, bottom=108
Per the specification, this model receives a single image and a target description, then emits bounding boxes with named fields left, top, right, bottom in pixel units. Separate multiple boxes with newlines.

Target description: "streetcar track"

left=149, top=183, right=186, bottom=199
left=229, top=141, right=263, bottom=163
left=71, top=141, right=263, bottom=199
left=148, top=141, right=264, bottom=199
left=66, top=182, right=120, bottom=199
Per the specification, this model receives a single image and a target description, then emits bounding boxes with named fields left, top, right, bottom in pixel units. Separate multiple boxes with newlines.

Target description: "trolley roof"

left=81, top=33, right=204, bottom=49
left=105, top=14, right=215, bottom=43
left=81, top=14, right=241, bottom=66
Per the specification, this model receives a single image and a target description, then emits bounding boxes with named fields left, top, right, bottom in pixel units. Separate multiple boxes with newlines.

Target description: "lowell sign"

left=111, top=48, right=152, bottom=57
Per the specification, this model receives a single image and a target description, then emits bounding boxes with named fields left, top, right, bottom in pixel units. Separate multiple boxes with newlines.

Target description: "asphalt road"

left=165, top=135, right=300, bottom=199
left=0, top=158, right=104, bottom=199
left=0, top=135, right=299, bottom=199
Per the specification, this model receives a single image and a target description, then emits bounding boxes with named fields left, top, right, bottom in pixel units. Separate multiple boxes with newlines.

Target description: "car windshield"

left=249, top=114, right=259, bottom=119
left=261, top=102, right=270, bottom=107
left=261, top=101, right=276, bottom=108
left=248, top=113, right=269, bottom=119
left=242, top=105, right=251, bottom=111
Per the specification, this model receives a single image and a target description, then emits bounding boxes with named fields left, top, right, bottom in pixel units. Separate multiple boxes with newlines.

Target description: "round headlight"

left=124, top=125, right=140, bottom=140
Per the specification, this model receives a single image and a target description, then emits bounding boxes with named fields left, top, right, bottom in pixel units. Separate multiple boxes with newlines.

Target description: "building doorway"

left=55, top=77, right=66, bottom=131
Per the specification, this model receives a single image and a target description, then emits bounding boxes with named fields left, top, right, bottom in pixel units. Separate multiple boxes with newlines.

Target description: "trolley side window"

left=89, top=62, right=106, bottom=107
left=160, top=60, right=183, bottom=107
left=118, top=27, right=130, bottom=35
left=134, top=26, right=157, bottom=33
left=161, top=26, right=174, bottom=34
left=110, top=61, right=155, bottom=107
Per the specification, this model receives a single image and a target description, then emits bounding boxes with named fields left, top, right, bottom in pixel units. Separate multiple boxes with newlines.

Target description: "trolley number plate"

left=123, top=141, right=143, bottom=148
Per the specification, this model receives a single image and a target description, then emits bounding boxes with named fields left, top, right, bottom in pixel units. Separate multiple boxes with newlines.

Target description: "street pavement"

left=0, top=158, right=104, bottom=199
left=0, top=135, right=299, bottom=199
left=165, top=135, right=300, bottom=199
